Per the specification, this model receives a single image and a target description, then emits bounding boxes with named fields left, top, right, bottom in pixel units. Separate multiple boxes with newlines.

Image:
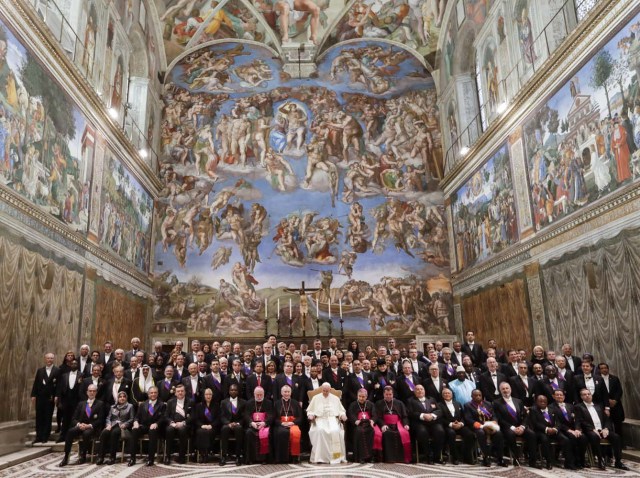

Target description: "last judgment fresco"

left=153, top=40, right=452, bottom=338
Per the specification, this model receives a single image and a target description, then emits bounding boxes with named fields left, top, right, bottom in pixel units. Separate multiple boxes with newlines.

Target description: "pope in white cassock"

left=306, top=382, right=348, bottom=464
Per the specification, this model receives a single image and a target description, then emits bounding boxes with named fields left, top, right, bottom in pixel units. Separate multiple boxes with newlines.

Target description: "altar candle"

left=339, top=299, right=343, bottom=319
left=316, top=297, right=319, bottom=318
left=289, top=298, right=292, bottom=319
left=328, top=299, right=331, bottom=319
left=265, top=298, right=268, bottom=319
left=277, top=298, right=280, bottom=317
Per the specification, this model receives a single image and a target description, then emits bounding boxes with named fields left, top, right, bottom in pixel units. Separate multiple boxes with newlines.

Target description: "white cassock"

left=306, top=393, right=347, bottom=464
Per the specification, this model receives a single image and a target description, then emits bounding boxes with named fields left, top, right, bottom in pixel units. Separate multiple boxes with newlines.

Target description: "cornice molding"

left=0, top=184, right=152, bottom=295
left=1, top=0, right=162, bottom=196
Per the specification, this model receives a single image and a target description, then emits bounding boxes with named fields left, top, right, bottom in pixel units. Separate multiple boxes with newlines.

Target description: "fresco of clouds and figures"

left=451, top=143, right=518, bottom=271
left=153, top=40, right=452, bottom=338
left=0, top=19, right=94, bottom=233
left=524, top=11, right=640, bottom=231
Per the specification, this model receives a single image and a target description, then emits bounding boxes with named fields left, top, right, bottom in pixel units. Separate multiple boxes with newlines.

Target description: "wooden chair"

left=307, top=387, right=342, bottom=401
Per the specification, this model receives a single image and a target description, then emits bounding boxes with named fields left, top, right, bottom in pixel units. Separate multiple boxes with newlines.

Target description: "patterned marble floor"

left=2, top=454, right=640, bottom=478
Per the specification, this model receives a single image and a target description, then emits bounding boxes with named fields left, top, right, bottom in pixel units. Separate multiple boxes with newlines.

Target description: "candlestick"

left=277, top=298, right=281, bottom=338
left=265, top=298, right=268, bottom=319
left=315, top=294, right=320, bottom=338
left=264, top=298, right=268, bottom=339
left=328, top=299, right=332, bottom=336
left=288, top=298, right=293, bottom=338
left=339, top=299, right=343, bottom=319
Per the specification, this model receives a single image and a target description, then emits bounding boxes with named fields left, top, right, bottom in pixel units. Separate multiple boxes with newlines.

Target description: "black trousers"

left=584, top=430, right=622, bottom=462
left=165, top=425, right=190, bottom=459
left=413, top=422, right=446, bottom=460
left=34, top=397, right=55, bottom=442
left=473, top=428, right=505, bottom=462
left=221, top=424, right=244, bottom=457
left=99, top=427, right=132, bottom=458
left=131, top=425, right=162, bottom=459
left=443, top=426, right=475, bottom=463
left=64, top=426, right=98, bottom=456
left=502, top=427, right=537, bottom=465
left=194, top=427, right=216, bottom=453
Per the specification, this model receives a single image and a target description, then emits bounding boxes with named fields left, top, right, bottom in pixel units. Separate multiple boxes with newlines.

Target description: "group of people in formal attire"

left=30, top=332, right=629, bottom=470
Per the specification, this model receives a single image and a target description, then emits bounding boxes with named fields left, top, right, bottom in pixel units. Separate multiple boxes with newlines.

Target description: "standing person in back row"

left=461, top=331, right=484, bottom=367
left=31, top=353, right=60, bottom=443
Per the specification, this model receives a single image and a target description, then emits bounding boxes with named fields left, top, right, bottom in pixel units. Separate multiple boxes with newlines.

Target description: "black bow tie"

left=585, top=375, right=592, bottom=379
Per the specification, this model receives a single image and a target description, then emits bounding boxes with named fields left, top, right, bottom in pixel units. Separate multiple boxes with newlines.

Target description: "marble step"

left=0, top=447, right=50, bottom=470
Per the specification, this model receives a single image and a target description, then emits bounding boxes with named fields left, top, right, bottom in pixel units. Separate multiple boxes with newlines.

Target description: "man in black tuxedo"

left=575, top=388, right=629, bottom=470
left=406, top=384, right=445, bottom=464
left=549, top=389, right=587, bottom=470
left=58, top=384, right=106, bottom=466
left=461, top=331, right=483, bottom=367
left=31, top=353, right=60, bottom=443
left=407, top=348, right=428, bottom=379
left=130, top=386, right=165, bottom=466
left=245, top=361, right=272, bottom=401
left=321, top=355, right=347, bottom=391
left=493, top=382, right=538, bottom=468
left=479, top=357, right=507, bottom=402
left=598, top=363, right=625, bottom=442
left=501, top=350, right=520, bottom=378
left=529, top=394, right=570, bottom=469
left=80, top=364, right=106, bottom=401
left=538, top=365, right=569, bottom=402
left=220, top=383, right=246, bottom=465
left=204, top=358, right=226, bottom=405
left=272, top=361, right=299, bottom=402
left=574, top=361, right=606, bottom=406
left=561, top=343, right=582, bottom=375
left=297, top=363, right=323, bottom=410
left=105, top=365, right=132, bottom=406
left=164, top=384, right=193, bottom=464
left=463, top=389, right=507, bottom=467
left=56, top=359, right=82, bottom=442
left=438, top=387, right=475, bottom=464
left=344, top=359, right=373, bottom=406
left=422, top=363, right=447, bottom=402
left=396, top=361, right=421, bottom=404
left=101, top=341, right=116, bottom=378
left=508, top=361, right=537, bottom=407
left=554, top=356, right=575, bottom=402
left=152, top=341, right=169, bottom=364
left=124, top=337, right=145, bottom=365
left=223, top=359, right=246, bottom=399
left=77, top=345, right=92, bottom=378
left=183, top=363, right=205, bottom=403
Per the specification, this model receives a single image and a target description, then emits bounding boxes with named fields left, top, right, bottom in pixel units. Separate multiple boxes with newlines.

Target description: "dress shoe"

left=497, top=461, right=508, bottom=467
left=564, top=464, right=577, bottom=470
left=482, top=458, right=490, bottom=467
left=95, top=457, right=104, bottom=466
left=236, top=456, right=242, bottom=466
left=128, top=458, right=136, bottom=466
left=163, top=456, right=171, bottom=465
left=220, top=456, right=227, bottom=466
left=58, top=456, right=69, bottom=467
left=529, top=462, right=542, bottom=469
left=512, top=458, right=521, bottom=467
left=597, top=461, right=606, bottom=470
left=452, top=459, right=460, bottom=465
left=76, top=455, right=87, bottom=465
left=177, top=456, right=186, bottom=464
left=146, top=458, right=155, bottom=466
left=105, top=458, right=115, bottom=465
left=615, top=462, right=630, bottom=470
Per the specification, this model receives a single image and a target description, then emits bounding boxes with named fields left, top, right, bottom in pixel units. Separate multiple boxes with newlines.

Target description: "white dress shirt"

left=69, top=371, right=77, bottom=389
left=585, top=402, right=602, bottom=429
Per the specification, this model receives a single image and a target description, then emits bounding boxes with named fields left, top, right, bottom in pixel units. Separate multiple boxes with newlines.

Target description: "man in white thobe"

left=306, top=382, right=347, bottom=464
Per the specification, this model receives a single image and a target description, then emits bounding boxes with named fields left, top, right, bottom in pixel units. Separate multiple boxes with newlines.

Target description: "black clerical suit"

left=244, top=398, right=275, bottom=464
left=375, top=398, right=411, bottom=463
left=273, top=398, right=303, bottom=463
left=347, top=399, right=378, bottom=462
left=31, top=365, right=59, bottom=442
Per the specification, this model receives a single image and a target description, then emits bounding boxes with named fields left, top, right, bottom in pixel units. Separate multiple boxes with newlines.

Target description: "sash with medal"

left=252, top=412, right=270, bottom=455
left=505, top=402, right=518, bottom=421
left=542, top=410, right=553, bottom=424
left=357, top=375, right=365, bottom=388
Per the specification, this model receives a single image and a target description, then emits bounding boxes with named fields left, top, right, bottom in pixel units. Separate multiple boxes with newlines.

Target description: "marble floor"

left=1, top=454, right=640, bottom=478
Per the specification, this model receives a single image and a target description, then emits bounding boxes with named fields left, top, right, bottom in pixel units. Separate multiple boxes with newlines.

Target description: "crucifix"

left=283, top=281, right=319, bottom=338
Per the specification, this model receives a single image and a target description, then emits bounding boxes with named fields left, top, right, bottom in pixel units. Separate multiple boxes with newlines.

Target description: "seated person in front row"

left=96, top=391, right=134, bottom=465
left=575, top=388, right=629, bottom=470
left=528, top=394, right=570, bottom=470
left=193, top=388, right=220, bottom=463
left=307, top=382, right=348, bottom=464
left=406, top=384, right=443, bottom=464
left=58, top=384, right=106, bottom=467
left=273, top=384, right=303, bottom=463
left=244, top=386, right=274, bottom=464
left=462, top=389, right=507, bottom=467
left=220, top=383, right=245, bottom=466
left=438, top=387, right=475, bottom=464
left=164, top=383, right=193, bottom=464
left=549, top=388, right=587, bottom=470
left=347, top=388, right=380, bottom=463
left=375, top=385, right=411, bottom=463
left=130, top=386, right=165, bottom=466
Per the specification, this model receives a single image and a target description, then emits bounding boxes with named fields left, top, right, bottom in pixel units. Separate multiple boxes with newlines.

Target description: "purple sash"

left=447, top=363, right=454, bottom=375
left=560, top=407, right=569, bottom=420
left=542, top=410, right=552, bottom=424
left=505, top=402, right=518, bottom=420
left=380, top=377, right=387, bottom=387
left=204, top=407, right=212, bottom=422
left=405, top=377, right=415, bottom=391
left=164, top=380, right=171, bottom=390
left=85, top=403, right=91, bottom=418
left=211, top=376, right=221, bottom=390
left=357, top=376, right=365, bottom=387
left=148, top=403, right=155, bottom=415
left=286, top=376, right=293, bottom=386
left=231, top=402, right=238, bottom=414
left=551, top=381, right=559, bottom=390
